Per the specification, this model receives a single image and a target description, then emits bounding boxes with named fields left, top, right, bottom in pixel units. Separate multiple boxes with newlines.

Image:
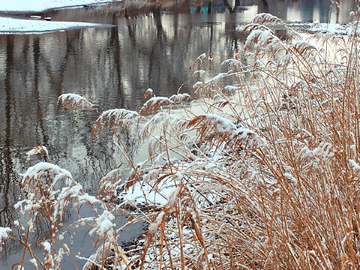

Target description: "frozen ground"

left=0, top=0, right=119, bottom=34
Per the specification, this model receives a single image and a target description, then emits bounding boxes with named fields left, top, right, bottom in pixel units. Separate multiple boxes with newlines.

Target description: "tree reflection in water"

left=0, top=35, right=18, bottom=264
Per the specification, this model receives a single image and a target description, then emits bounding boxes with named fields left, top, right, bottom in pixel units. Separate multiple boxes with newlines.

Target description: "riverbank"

left=0, top=0, right=120, bottom=33
left=0, top=16, right=113, bottom=34
left=0, top=0, right=121, bottom=13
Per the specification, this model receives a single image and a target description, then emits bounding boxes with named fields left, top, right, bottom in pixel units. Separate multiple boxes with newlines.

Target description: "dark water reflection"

left=0, top=0, right=358, bottom=267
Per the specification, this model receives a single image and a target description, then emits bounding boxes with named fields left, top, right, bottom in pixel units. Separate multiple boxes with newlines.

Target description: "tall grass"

left=3, top=12, right=360, bottom=269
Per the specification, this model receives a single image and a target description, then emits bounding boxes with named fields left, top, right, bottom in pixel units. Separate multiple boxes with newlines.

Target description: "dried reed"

left=3, top=13, right=360, bottom=270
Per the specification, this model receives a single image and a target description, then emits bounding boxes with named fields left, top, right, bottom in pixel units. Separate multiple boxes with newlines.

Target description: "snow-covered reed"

left=4, top=13, right=360, bottom=269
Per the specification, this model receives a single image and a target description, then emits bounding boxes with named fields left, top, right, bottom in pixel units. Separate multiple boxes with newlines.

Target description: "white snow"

left=284, top=173, right=297, bottom=185
left=349, top=159, right=360, bottom=170
left=58, top=93, right=93, bottom=109
left=307, top=22, right=360, bottom=36
left=120, top=179, right=175, bottom=206
left=20, top=162, right=73, bottom=184
left=26, top=146, right=48, bottom=158
left=29, top=258, right=38, bottom=268
left=0, top=0, right=119, bottom=34
left=43, top=241, right=52, bottom=252
left=94, top=210, right=115, bottom=235
left=205, top=113, right=236, bottom=133
left=0, top=0, right=118, bottom=13
left=0, top=227, right=11, bottom=245
left=0, top=16, right=111, bottom=34
left=148, top=211, right=165, bottom=234
left=308, top=23, right=347, bottom=34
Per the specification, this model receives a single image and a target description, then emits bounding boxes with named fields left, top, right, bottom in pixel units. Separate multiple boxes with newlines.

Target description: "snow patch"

left=0, top=17, right=111, bottom=34
left=0, top=0, right=121, bottom=12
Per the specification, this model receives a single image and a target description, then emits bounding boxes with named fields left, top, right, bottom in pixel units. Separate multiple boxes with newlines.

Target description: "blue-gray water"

left=0, top=0, right=356, bottom=268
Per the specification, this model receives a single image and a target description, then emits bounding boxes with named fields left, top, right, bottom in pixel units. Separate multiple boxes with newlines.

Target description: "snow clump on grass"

left=0, top=227, right=11, bottom=251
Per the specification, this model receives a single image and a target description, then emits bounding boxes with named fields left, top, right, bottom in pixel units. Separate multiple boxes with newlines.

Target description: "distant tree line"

left=122, top=0, right=259, bottom=17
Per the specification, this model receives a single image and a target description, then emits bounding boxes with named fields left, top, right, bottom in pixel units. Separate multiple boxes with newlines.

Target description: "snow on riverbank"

left=307, top=22, right=350, bottom=34
left=0, top=16, right=112, bottom=34
left=0, top=0, right=120, bottom=33
left=0, top=0, right=120, bottom=13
